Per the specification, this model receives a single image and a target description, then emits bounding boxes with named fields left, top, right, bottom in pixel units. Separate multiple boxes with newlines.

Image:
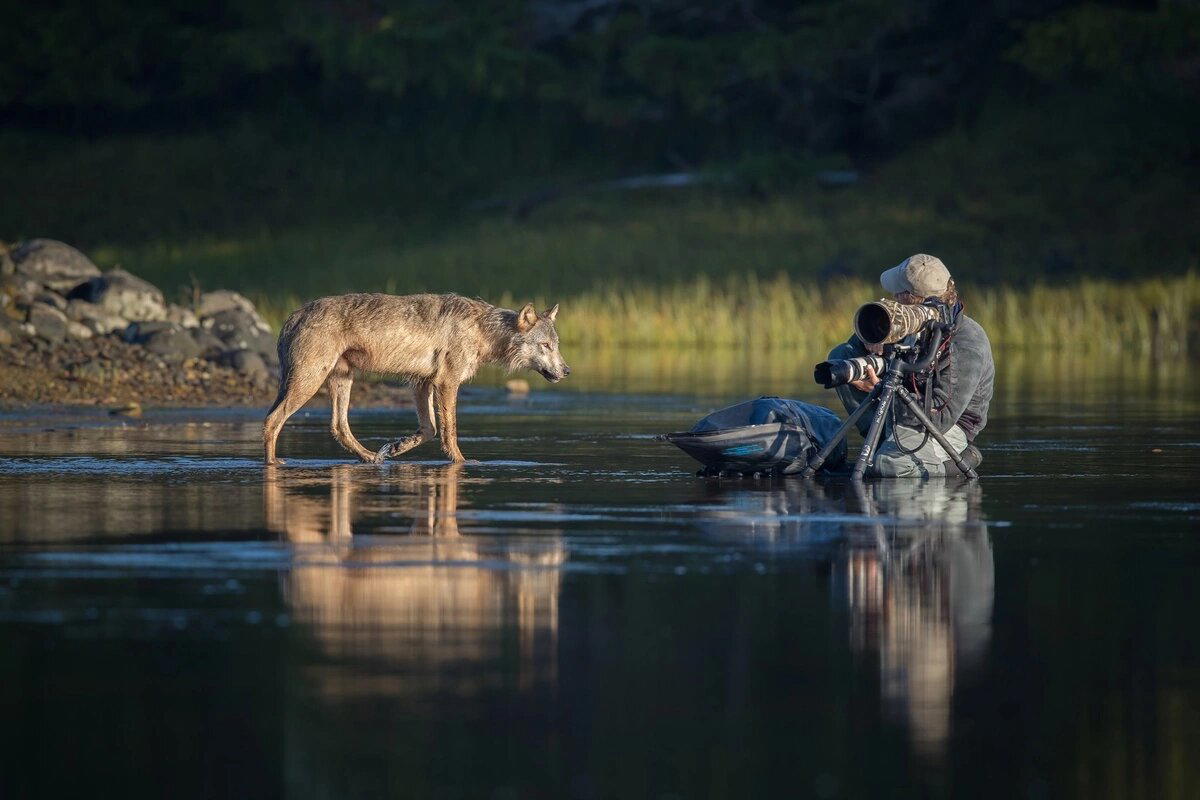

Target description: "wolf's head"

left=511, top=302, right=571, bottom=382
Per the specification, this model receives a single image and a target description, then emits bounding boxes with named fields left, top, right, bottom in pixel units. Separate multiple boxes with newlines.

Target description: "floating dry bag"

left=663, top=396, right=847, bottom=476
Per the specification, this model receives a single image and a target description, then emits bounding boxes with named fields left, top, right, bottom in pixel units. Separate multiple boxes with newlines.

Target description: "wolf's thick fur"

left=263, top=293, right=570, bottom=465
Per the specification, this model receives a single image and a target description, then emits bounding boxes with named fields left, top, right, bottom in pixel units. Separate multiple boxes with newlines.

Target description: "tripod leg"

left=852, top=381, right=897, bottom=481
left=895, top=388, right=979, bottom=479
left=800, top=384, right=881, bottom=478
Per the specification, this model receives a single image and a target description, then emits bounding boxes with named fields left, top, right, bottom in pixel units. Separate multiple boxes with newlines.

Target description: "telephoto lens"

left=813, top=355, right=886, bottom=389
left=853, top=298, right=939, bottom=346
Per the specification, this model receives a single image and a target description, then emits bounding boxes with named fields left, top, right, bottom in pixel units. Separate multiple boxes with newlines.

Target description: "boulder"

left=34, top=290, right=68, bottom=311
left=190, top=328, right=227, bottom=360
left=68, top=268, right=167, bottom=322
left=66, top=299, right=128, bottom=334
left=10, top=239, right=102, bottom=292
left=202, top=308, right=275, bottom=353
left=0, top=315, right=34, bottom=341
left=197, top=290, right=265, bottom=322
left=123, top=320, right=176, bottom=342
left=166, top=303, right=200, bottom=329
left=5, top=276, right=42, bottom=307
left=126, top=321, right=201, bottom=360
left=0, top=243, right=14, bottom=276
left=27, top=302, right=70, bottom=342
left=0, top=313, right=35, bottom=345
left=219, top=348, right=271, bottom=381
left=66, top=320, right=93, bottom=339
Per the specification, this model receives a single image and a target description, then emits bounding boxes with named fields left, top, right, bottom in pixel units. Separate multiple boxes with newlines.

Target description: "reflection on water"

left=0, top=384, right=1196, bottom=798
left=842, top=481, right=992, bottom=762
left=694, top=478, right=992, bottom=764
left=263, top=464, right=563, bottom=698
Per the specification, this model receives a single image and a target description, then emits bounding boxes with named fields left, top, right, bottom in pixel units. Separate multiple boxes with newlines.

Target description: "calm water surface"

left=1, top=363, right=1197, bottom=799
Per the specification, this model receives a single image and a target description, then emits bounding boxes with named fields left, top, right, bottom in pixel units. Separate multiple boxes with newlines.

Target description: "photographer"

left=826, top=254, right=995, bottom=477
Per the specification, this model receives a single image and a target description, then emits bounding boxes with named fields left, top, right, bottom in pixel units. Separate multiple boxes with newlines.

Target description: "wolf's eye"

left=540, top=342, right=552, bottom=350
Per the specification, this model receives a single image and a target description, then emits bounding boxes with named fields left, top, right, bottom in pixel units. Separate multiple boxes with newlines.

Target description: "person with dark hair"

left=825, top=254, right=995, bottom=477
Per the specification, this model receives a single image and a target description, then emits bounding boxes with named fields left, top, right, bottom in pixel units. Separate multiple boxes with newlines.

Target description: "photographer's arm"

left=922, top=341, right=986, bottom=434
left=828, top=335, right=873, bottom=436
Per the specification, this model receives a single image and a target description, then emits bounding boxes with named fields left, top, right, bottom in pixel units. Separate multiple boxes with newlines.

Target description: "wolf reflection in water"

left=261, top=464, right=992, bottom=762
left=262, top=464, right=565, bottom=695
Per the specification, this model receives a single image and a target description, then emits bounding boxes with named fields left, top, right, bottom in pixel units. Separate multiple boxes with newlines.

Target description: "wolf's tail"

left=265, top=316, right=297, bottom=416
left=266, top=357, right=289, bottom=417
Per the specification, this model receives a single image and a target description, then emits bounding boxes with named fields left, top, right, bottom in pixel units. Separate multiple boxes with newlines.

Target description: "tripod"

left=801, top=325, right=979, bottom=480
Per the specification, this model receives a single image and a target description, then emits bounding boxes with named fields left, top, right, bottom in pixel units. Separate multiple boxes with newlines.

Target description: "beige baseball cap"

left=880, top=253, right=951, bottom=297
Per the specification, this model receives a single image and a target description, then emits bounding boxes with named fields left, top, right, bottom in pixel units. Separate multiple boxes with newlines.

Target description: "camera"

left=814, top=354, right=886, bottom=389
left=815, top=298, right=959, bottom=389
left=853, top=297, right=954, bottom=347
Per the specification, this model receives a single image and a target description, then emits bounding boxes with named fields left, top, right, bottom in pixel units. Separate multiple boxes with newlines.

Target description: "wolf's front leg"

left=373, top=433, right=426, bottom=463
left=371, top=380, right=437, bottom=464
left=436, top=382, right=468, bottom=463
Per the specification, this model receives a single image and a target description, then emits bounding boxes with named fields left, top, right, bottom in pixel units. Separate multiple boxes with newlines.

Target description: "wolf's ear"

left=517, top=302, right=538, bottom=332
left=544, top=303, right=559, bottom=323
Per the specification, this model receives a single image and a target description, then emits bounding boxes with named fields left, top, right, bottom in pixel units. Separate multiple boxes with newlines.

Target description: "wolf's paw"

left=265, top=458, right=286, bottom=466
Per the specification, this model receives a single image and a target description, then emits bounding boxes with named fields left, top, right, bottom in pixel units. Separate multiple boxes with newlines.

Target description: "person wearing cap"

left=825, top=254, right=995, bottom=477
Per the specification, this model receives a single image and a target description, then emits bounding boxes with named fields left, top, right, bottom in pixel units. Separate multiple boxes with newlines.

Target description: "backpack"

left=663, top=396, right=846, bottom=476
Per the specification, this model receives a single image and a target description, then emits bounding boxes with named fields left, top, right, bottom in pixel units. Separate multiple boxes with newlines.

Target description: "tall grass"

left=553, top=273, right=1199, bottom=354
left=252, top=272, right=1198, bottom=356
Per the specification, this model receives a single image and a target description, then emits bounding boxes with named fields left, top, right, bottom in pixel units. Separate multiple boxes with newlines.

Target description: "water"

left=1, top=365, right=1198, bottom=799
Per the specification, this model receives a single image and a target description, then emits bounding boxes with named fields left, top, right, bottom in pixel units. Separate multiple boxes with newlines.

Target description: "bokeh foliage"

left=6, top=1, right=1195, bottom=155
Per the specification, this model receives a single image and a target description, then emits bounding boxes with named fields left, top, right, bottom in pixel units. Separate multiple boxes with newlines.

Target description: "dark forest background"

left=1, top=0, right=1197, bottom=303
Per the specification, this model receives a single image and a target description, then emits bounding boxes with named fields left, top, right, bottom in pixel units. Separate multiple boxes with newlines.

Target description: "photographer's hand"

left=850, top=365, right=880, bottom=393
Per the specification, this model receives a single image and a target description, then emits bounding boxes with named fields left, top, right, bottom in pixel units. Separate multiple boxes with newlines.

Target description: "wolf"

left=262, top=293, right=570, bottom=465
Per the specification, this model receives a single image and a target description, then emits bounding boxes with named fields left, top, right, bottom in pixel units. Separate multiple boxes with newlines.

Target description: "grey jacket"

left=828, top=314, right=995, bottom=440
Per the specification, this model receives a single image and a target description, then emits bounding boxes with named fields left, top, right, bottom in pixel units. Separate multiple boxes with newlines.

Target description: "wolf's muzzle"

left=538, top=366, right=570, bottom=382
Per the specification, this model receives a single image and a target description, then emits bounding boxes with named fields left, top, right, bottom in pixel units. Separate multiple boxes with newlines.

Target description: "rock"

left=190, top=328, right=227, bottom=360
left=121, top=320, right=176, bottom=342
left=203, top=308, right=275, bottom=353
left=0, top=243, right=14, bottom=276
left=71, top=361, right=108, bottom=382
left=109, top=401, right=142, bottom=418
left=10, top=239, right=102, bottom=292
left=34, top=290, right=68, bottom=311
left=197, top=290, right=262, bottom=319
left=219, top=348, right=271, bottom=381
left=66, top=299, right=128, bottom=334
left=505, top=378, right=531, bottom=395
left=166, top=303, right=200, bottom=329
left=126, top=321, right=201, bottom=360
left=68, top=268, right=167, bottom=321
left=66, top=320, right=93, bottom=339
left=26, top=302, right=70, bottom=343
left=0, top=323, right=12, bottom=346
left=7, top=276, right=42, bottom=307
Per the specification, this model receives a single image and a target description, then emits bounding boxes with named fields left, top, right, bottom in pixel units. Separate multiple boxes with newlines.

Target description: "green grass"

left=244, top=272, right=1198, bottom=358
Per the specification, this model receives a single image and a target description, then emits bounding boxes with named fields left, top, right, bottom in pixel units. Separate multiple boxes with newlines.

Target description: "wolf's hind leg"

left=263, top=361, right=332, bottom=465
left=375, top=380, right=437, bottom=462
left=327, top=366, right=376, bottom=462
